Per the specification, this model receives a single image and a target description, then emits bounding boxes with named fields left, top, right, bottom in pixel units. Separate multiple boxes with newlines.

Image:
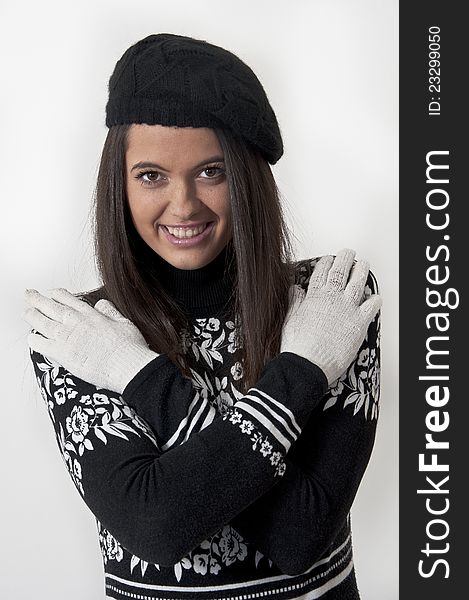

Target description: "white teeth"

left=165, top=223, right=209, bottom=238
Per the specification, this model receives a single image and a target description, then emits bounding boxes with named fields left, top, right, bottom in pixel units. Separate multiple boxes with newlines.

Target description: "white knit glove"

left=23, top=288, right=159, bottom=395
left=280, top=248, right=382, bottom=386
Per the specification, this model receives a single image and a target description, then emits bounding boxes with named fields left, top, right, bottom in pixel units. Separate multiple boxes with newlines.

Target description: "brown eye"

left=201, top=165, right=225, bottom=179
left=135, top=171, right=162, bottom=186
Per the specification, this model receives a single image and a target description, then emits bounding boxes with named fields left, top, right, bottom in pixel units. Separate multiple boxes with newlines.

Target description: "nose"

left=167, top=179, right=204, bottom=219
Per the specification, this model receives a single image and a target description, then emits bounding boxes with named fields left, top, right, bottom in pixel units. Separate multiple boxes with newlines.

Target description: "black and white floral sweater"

left=28, top=247, right=381, bottom=600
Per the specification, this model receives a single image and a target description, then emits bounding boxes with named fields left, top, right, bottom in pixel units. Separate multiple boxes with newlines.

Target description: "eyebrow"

left=130, top=156, right=225, bottom=173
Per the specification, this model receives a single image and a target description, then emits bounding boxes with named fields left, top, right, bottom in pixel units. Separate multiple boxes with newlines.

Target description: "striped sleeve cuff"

left=221, top=352, right=328, bottom=477
left=233, top=386, right=301, bottom=453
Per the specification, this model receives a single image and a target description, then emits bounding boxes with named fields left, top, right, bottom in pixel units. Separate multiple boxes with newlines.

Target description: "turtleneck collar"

left=146, top=242, right=236, bottom=318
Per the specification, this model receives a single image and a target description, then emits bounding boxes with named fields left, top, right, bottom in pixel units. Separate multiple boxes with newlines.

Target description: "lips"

left=160, top=221, right=215, bottom=246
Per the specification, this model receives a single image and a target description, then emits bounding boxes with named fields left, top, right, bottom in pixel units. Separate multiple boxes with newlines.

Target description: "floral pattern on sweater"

left=29, top=255, right=380, bottom=590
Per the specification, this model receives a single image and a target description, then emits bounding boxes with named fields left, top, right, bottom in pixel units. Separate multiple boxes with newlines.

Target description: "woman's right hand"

left=280, top=248, right=382, bottom=386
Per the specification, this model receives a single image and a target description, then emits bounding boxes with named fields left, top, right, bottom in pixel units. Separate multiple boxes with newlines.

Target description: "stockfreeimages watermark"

left=417, top=150, right=459, bottom=579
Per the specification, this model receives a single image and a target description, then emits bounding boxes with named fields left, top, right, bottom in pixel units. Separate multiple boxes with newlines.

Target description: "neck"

left=146, top=242, right=236, bottom=318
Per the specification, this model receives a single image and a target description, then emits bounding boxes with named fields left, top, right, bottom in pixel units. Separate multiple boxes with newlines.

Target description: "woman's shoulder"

left=293, top=254, right=379, bottom=295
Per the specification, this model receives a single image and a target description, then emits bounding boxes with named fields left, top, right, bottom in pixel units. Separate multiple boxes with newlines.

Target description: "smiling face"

left=125, top=123, right=232, bottom=270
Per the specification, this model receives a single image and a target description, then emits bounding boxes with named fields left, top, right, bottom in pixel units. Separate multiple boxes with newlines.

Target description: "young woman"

left=23, top=33, right=382, bottom=600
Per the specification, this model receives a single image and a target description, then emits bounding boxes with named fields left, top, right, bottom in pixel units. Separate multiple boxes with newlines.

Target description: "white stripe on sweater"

left=161, top=392, right=215, bottom=451
left=233, top=401, right=294, bottom=452
left=248, top=386, right=302, bottom=435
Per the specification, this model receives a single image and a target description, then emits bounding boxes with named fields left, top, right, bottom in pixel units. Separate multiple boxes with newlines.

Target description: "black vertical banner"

left=400, top=2, right=466, bottom=598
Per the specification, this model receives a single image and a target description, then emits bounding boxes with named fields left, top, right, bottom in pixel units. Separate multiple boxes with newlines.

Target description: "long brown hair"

left=84, top=123, right=296, bottom=393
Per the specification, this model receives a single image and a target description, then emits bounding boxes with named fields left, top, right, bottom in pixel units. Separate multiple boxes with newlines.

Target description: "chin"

left=159, top=249, right=220, bottom=270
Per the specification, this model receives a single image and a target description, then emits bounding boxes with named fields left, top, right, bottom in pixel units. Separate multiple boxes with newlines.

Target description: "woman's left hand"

left=23, top=288, right=159, bottom=395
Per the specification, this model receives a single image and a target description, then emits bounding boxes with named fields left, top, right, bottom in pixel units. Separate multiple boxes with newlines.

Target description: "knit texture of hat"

left=105, top=33, right=283, bottom=164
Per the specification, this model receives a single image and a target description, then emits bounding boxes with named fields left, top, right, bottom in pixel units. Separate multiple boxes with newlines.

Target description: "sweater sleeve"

left=102, top=264, right=381, bottom=575
left=28, top=338, right=327, bottom=568
left=228, top=271, right=382, bottom=575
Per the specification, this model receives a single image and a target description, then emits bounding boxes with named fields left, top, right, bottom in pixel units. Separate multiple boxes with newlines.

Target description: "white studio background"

left=0, top=1, right=398, bottom=599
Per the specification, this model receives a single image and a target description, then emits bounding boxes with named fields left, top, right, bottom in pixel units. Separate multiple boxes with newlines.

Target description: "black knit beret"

left=105, top=33, right=283, bottom=165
